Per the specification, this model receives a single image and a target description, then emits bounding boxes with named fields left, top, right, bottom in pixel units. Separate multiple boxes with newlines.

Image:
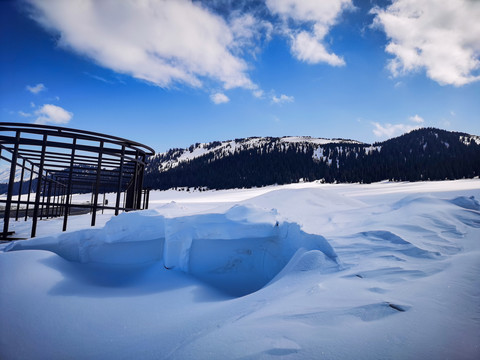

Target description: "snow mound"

left=4, top=204, right=338, bottom=297
left=281, top=249, right=339, bottom=274
left=1, top=180, right=480, bottom=360
left=290, top=250, right=340, bottom=272
left=449, top=196, right=480, bottom=211
left=5, top=210, right=166, bottom=265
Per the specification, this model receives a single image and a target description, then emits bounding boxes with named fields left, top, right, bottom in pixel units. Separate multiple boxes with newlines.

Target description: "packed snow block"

left=163, top=204, right=339, bottom=296
left=5, top=210, right=166, bottom=265
left=163, top=205, right=280, bottom=271
left=4, top=204, right=338, bottom=296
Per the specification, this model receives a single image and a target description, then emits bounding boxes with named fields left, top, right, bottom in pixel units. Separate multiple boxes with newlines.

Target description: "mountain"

left=2, top=128, right=479, bottom=194
left=144, top=128, right=480, bottom=190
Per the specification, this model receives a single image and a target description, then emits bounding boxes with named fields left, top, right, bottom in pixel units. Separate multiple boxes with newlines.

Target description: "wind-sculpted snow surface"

left=1, top=180, right=479, bottom=359
left=4, top=204, right=338, bottom=297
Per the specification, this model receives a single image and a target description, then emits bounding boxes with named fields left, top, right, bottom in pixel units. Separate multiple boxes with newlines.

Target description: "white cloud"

left=372, top=122, right=419, bottom=138
left=18, top=111, right=32, bottom=117
left=372, top=0, right=480, bottom=86
left=210, top=92, right=230, bottom=104
left=84, top=72, right=114, bottom=84
left=26, top=0, right=256, bottom=90
left=26, top=83, right=46, bottom=94
left=291, top=30, right=345, bottom=66
left=34, top=104, right=73, bottom=125
left=266, top=0, right=352, bottom=66
left=409, top=114, right=424, bottom=124
left=272, top=94, right=294, bottom=104
left=440, top=119, right=451, bottom=128
left=373, top=114, right=424, bottom=137
left=229, top=12, right=273, bottom=56
left=252, top=89, right=264, bottom=98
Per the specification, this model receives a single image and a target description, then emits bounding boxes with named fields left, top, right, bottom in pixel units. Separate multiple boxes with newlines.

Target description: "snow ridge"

left=154, top=136, right=365, bottom=172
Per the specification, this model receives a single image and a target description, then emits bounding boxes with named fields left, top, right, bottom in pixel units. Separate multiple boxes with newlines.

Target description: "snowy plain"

left=1, top=179, right=479, bottom=359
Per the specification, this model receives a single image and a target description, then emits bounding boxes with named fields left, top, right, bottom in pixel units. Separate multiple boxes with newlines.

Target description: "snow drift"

left=5, top=204, right=338, bottom=296
left=1, top=180, right=479, bottom=359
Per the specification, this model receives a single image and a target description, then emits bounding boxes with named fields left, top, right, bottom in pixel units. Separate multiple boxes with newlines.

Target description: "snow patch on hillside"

left=460, top=135, right=480, bottom=146
left=155, top=136, right=365, bottom=172
left=280, top=136, right=362, bottom=145
left=364, top=145, right=382, bottom=155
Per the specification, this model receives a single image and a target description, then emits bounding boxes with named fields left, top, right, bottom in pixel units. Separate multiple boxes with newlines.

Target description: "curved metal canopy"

left=0, top=122, right=155, bottom=239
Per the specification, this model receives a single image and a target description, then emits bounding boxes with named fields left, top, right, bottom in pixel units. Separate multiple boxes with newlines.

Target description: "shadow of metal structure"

left=0, top=123, right=155, bottom=240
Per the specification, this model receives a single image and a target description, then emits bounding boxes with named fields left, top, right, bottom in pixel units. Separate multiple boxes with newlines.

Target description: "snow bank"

left=5, top=204, right=338, bottom=297
left=5, top=210, right=165, bottom=265
left=1, top=180, right=479, bottom=360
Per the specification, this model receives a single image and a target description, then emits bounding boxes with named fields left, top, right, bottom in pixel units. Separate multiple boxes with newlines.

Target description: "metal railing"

left=0, top=123, right=155, bottom=239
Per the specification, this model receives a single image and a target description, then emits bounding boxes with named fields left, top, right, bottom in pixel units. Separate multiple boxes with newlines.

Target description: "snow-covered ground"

left=1, top=180, right=479, bottom=359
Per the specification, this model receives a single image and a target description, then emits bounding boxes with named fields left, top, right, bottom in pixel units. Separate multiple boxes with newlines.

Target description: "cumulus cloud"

left=34, top=104, right=73, bottom=125
left=372, top=0, right=480, bottom=86
left=409, top=114, right=424, bottom=124
left=372, top=122, right=418, bottom=138
left=266, top=0, right=352, bottom=66
left=272, top=94, right=294, bottom=104
left=210, top=92, right=230, bottom=104
left=18, top=111, right=32, bottom=117
left=229, top=12, right=273, bottom=56
left=291, top=30, right=345, bottom=66
left=252, top=89, right=264, bottom=98
left=26, top=83, right=46, bottom=94
left=26, top=0, right=256, bottom=90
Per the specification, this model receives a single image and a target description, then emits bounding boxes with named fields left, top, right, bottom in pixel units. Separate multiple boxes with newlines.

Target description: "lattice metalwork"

left=0, top=123, right=155, bottom=239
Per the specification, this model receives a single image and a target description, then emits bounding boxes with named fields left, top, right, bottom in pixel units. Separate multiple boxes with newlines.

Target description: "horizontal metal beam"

left=0, top=135, right=140, bottom=157
left=0, top=123, right=154, bottom=155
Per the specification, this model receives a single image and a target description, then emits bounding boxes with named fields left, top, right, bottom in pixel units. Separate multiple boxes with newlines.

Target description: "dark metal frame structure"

left=0, top=123, right=155, bottom=240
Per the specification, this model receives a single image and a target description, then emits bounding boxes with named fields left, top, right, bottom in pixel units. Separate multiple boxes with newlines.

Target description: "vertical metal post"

left=52, top=178, right=58, bottom=217
left=59, top=185, right=64, bottom=217
left=53, top=180, right=58, bottom=217
left=91, top=141, right=104, bottom=226
left=57, top=183, right=63, bottom=217
left=25, top=164, right=34, bottom=221
left=90, top=186, right=94, bottom=215
left=131, top=150, right=139, bottom=209
left=15, top=158, right=26, bottom=221
left=115, top=146, right=125, bottom=216
left=40, top=174, right=48, bottom=220
left=55, top=180, right=60, bottom=217
left=136, top=153, right=146, bottom=209
left=60, top=192, right=65, bottom=217
left=63, top=138, right=76, bottom=232
left=31, top=133, right=48, bottom=238
left=45, top=178, right=52, bottom=219
left=102, top=192, right=106, bottom=214
left=145, top=189, right=150, bottom=210
left=2, top=131, right=20, bottom=238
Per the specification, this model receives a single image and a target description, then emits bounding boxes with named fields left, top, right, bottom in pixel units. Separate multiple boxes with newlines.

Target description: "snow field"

left=1, top=179, right=479, bottom=359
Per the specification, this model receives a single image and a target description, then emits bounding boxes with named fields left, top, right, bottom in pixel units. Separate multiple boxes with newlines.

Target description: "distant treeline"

left=144, top=128, right=480, bottom=190
left=3, top=128, right=480, bottom=194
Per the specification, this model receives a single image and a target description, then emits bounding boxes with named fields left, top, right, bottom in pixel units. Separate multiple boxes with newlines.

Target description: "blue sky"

left=1, top=0, right=479, bottom=153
